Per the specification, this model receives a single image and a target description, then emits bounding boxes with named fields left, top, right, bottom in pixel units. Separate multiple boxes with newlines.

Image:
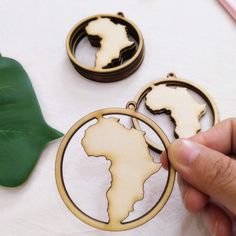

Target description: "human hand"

left=161, top=118, right=236, bottom=236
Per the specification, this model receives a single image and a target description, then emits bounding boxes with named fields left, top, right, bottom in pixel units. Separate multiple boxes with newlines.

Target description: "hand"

left=161, top=118, right=236, bottom=236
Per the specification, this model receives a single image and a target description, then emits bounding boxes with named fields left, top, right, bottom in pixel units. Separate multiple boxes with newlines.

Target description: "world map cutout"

left=81, top=117, right=161, bottom=226
left=145, top=85, right=207, bottom=138
left=85, top=18, right=136, bottom=69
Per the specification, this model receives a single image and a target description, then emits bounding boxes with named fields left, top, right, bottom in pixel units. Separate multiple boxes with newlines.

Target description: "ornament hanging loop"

left=167, top=73, right=176, bottom=79
left=117, top=12, right=125, bottom=17
left=126, top=101, right=137, bottom=110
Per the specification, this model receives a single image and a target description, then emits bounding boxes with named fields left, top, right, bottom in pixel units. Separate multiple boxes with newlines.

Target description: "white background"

left=0, top=0, right=236, bottom=235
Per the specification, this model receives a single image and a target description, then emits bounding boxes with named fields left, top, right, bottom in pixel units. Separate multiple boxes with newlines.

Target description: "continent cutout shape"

left=81, top=117, right=161, bottom=225
left=145, top=85, right=206, bottom=138
left=85, top=18, right=135, bottom=69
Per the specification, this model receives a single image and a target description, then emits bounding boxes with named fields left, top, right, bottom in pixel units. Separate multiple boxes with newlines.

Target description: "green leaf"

left=0, top=55, right=63, bottom=187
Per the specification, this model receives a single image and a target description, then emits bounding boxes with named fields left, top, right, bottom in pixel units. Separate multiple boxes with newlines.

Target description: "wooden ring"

left=131, top=73, right=220, bottom=152
left=55, top=108, right=175, bottom=231
left=66, top=13, right=145, bottom=82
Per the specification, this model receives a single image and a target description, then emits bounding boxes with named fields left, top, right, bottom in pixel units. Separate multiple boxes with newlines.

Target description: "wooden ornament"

left=55, top=107, right=175, bottom=231
left=130, top=73, right=219, bottom=152
left=66, top=13, right=144, bottom=82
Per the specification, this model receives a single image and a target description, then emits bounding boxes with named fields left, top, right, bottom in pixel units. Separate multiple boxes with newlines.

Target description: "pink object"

left=218, top=0, right=236, bottom=21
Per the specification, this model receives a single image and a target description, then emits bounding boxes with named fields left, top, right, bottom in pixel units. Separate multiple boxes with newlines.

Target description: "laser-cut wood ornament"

left=66, top=13, right=144, bottom=82
left=55, top=107, right=175, bottom=231
left=130, top=73, right=219, bottom=152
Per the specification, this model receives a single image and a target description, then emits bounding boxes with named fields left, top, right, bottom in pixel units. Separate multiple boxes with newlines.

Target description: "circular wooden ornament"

left=55, top=108, right=175, bottom=231
left=66, top=13, right=144, bottom=82
left=130, top=73, right=220, bottom=152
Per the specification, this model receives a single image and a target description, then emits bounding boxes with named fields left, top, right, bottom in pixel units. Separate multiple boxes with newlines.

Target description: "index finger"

left=190, top=118, right=236, bottom=155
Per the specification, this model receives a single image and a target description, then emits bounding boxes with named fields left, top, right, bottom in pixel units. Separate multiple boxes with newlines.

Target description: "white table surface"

left=0, top=0, right=236, bottom=235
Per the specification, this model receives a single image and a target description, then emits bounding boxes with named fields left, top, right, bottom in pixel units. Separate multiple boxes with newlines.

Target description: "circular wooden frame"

left=55, top=108, right=175, bottom=231
left=131, top=73, right=220, bottom=152
left=66, top=13, right=145, bottom=82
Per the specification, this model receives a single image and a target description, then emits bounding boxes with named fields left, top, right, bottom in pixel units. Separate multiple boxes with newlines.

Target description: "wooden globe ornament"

left=66, top=13, right=145, bottom=82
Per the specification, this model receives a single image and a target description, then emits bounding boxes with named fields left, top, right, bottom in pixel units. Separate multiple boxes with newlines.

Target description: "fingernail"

left=168, top=139, right=201, bottom=170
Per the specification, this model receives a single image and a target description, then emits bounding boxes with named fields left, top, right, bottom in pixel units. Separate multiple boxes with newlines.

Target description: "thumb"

left=168, top=139, right=236, bottom=214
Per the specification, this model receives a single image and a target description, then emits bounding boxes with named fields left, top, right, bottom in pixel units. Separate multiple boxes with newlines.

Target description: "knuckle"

left=206, top=155, right=235, bottom=192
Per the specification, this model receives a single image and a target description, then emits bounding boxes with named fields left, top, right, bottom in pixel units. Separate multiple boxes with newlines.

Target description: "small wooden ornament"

left=66, top=13, right=144, bottom=82
left=55, top=107, right=175, bottom=231
left=130, top=73, right=219, bottom=152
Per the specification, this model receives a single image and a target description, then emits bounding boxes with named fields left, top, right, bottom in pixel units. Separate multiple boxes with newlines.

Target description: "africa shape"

left=81, top=117, right=161, bottom=226
left=145, top=85, right=206, bottom=138
left=85, top=18, right=135, bottom=69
